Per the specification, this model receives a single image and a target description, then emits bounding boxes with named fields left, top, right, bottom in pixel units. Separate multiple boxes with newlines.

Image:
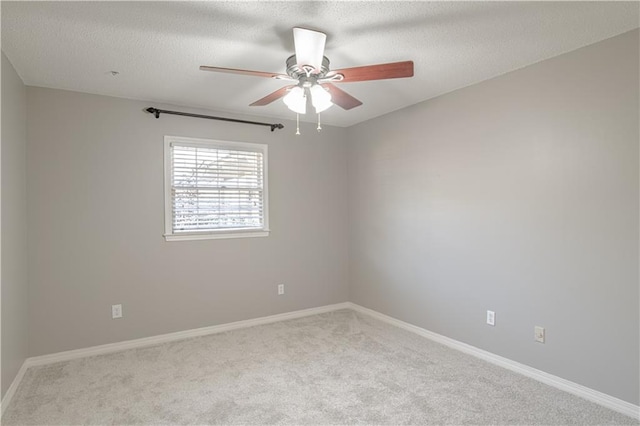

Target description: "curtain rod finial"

left=146, top=107, right=160, bottom=118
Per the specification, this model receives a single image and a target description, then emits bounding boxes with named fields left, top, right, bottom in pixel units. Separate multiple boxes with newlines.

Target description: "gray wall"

left=347, top=29, right=639, bottom=405
left=1, top=53, right=28, bottom=397
left=26, top=88, right=349, bottom=356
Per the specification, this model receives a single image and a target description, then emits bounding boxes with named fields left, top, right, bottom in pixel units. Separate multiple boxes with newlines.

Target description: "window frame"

left=163, top=135, right=269, bottom=242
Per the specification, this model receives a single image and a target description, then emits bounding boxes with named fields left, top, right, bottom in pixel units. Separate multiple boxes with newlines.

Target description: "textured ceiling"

left=2, top=1, right=638, bottom=127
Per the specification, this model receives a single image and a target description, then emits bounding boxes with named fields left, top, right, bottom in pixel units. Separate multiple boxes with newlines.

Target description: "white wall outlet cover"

left=486, top=310, right=495, bottom=326
left=111, top=304, right=123, bottom=319
left=535, top=326, right=545, bottom=343
left=277, top=284, right=284, bottom=295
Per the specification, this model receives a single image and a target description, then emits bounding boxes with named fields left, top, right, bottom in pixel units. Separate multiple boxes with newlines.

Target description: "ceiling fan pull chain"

left=317, top=113, right=322, bottom=132
left=296, top=113, right=301, bottom=135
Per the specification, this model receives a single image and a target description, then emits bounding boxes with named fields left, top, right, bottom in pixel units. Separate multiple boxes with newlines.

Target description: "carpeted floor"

left=2, top=309, right=638, bottom=425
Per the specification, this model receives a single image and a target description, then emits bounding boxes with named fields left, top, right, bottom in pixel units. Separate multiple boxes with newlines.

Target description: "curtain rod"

left=145, top=107, right=284, bottom=132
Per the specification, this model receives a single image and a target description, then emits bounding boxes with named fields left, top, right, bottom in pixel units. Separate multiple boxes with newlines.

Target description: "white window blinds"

left=164, top=137, right=268, bottom=240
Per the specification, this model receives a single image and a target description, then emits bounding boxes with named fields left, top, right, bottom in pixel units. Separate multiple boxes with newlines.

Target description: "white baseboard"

left=1, top=361, right=29, bottom=417
left=3, top=301, right=638, bottom=421
left=26, top=302, right=350, bottom=367
left=1, top=302, right=350, bottom=415
left=346, top=302, right=640, bottom=420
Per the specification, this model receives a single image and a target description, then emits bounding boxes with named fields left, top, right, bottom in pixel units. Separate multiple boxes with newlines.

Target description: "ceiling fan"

left=200, top=27, right=414, bottom=116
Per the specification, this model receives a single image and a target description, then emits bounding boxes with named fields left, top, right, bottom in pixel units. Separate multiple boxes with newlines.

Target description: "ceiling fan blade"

left=331, top=61, right=414, bottom=83
left=250, top=85, right=295, bottom=106
left=293, top=27, right=326, bottom=72
left=323, top=84, right=363, bottom=110
left=200, top=66, right=290, bottom=80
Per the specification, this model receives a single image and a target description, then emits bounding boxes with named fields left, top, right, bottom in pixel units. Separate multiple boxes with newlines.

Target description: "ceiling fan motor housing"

left=286, top=55, right=331, bottom=82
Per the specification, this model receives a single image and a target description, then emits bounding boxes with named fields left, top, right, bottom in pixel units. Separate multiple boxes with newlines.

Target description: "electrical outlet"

left=112, top=304, right=123, bottom=319
left=486, top=310, right=495, bottom=326
left=277, top=284, right=284, bottom=295
left=535, top=326, right=545, bottom=343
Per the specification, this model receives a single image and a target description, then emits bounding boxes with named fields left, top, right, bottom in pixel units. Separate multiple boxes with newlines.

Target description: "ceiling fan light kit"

left=310, top=84, right=332, bottom=113
left=201, top=27, right=414, bottom=134
left=283, top=86, right=307, bottom=114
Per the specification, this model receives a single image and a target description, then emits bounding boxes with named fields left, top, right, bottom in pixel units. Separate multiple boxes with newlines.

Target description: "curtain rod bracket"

left=145, top=107, right=283, bottom=132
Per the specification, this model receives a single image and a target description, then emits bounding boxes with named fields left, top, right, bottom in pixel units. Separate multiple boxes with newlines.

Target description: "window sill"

left=164, top=230, right=270, bottom=242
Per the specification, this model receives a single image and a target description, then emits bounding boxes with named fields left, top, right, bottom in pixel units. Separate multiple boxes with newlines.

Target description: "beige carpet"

left=2, top=309, right=638, bottom=425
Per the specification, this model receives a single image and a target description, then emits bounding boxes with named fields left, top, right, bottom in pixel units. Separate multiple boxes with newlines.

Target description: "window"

left=164, top=136, right=269, bottom=241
